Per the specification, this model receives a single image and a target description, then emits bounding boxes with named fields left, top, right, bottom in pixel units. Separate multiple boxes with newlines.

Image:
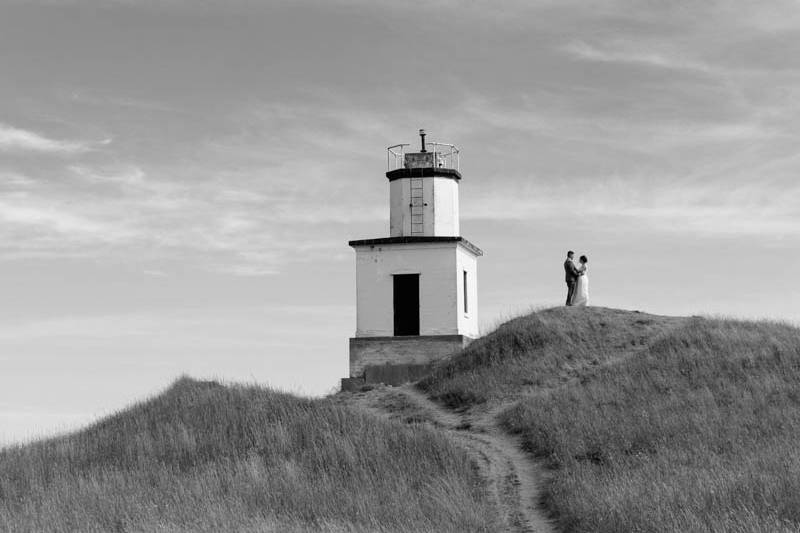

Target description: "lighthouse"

left=341, top=130, right=483, bottom=390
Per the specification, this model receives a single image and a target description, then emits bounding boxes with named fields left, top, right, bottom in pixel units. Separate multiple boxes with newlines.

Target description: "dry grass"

left=419, top=307, right=685, bottom=407
left=422, top=307, right=800, bottom=532
left=0, top=378, right=500, bottom=533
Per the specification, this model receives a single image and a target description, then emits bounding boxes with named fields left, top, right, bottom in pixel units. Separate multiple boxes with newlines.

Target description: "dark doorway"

left=393, top=274, right=420, bottom=336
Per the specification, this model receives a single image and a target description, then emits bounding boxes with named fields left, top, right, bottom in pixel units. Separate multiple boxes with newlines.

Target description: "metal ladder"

left=410, top=178, right=424, bottom=235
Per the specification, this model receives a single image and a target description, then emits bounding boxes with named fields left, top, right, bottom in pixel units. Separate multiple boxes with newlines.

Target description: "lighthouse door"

left=393, top=274, right=420, bottom=336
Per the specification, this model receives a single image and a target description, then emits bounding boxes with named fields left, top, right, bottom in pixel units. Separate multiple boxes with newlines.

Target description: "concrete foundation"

left=342, top=335, right=472, bottom=390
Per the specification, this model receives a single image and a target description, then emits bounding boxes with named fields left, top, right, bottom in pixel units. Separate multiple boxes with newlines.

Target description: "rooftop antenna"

left=419, top=129, right=427, bottom=153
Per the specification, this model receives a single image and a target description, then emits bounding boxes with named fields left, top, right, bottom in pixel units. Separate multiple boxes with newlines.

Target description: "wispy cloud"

left=4, top=79, right=794, bottom=277
left=64, top=89, right=181, bottom=113
left=0, top=201, right=111, bottom=237
left=463, top=170, right=800, bottom=239
left=2, top=1, right=798, bottom=274
left=452, top=94, right=777, bottom=156
left=0, top=123, right=109, bottom=154
left=561, top=40, right=719, bottom=75
left=0, top=171, right=36, bottom=189
left=0, top=158, right=357, bottom=275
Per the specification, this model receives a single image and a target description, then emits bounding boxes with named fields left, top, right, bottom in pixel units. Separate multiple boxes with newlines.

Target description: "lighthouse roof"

left=348, top=236, right=483, bottom=257
left=385, top=167, right=461, bottom=181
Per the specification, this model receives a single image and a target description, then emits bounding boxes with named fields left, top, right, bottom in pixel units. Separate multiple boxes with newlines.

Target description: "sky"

left=1, top=0, right=799, bottom=444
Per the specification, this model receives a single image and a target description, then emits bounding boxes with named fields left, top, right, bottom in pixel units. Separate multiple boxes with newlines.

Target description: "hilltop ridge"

left=420, top=307, right=687, bottom=407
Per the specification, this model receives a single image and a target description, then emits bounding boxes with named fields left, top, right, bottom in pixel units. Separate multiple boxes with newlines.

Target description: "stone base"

left=342, top=335, right=472, bottom=391
left=366, top=362, right=435, bottom=385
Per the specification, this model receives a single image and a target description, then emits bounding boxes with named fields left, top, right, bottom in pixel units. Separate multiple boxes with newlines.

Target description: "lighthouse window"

left=463, top=270, right=469, bottom=314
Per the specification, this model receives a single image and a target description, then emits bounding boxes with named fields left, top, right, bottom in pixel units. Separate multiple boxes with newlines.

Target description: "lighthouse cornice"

left=385, top=167, right=462, bottom=182
left=348, top=236, right=483, bottom=257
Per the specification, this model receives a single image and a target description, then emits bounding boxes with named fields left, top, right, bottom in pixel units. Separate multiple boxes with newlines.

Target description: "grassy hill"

left=4, top=307, right=800, bottom=532
left=0, top=378, right=500, bottom=533
left=421, top=307, right=800, bottom=532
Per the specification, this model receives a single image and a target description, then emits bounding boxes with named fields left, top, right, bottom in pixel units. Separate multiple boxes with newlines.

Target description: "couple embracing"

left=564, top=250, right=589, bottom=307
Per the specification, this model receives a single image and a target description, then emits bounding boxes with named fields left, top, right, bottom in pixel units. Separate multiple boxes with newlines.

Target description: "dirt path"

left=340, top=385, right=554, bottom=533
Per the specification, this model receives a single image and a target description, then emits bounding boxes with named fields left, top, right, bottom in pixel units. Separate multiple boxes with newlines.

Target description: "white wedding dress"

left=573, top=265, right=589, bottom=307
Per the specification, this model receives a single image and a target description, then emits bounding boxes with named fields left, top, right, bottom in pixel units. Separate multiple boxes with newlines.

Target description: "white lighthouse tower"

left=342, top=130, right=483, bottom=390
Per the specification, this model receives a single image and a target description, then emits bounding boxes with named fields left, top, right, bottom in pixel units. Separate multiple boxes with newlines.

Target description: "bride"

left=572, top=255, right=589, bottom=307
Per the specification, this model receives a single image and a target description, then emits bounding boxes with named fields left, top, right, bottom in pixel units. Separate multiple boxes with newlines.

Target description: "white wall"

left=389, top=178, right=409, bottom=237
left=422, top=177, right=435, bottom=235
left=354, top=242, right=457, bottom=337
left=353, top=241, right=480, bottom=338
left=432, top=177, right=459, bottom=236
left=389, top=177, right=459, bottom=237
left=456, top=245, right=480, bottom=338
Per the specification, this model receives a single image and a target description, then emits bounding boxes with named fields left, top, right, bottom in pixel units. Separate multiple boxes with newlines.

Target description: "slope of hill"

left=336, top=383, right=555, bottom=533
left=419, top=307, right=800, bottom=532
left=0, top=378, right=500, bottom=533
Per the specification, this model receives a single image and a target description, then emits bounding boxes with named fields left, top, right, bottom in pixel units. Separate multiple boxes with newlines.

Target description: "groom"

left=564, top=250, right=580, bottom=306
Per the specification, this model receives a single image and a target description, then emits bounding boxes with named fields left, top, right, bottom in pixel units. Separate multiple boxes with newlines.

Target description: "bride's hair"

left=579, top=255, right=588, bottom=263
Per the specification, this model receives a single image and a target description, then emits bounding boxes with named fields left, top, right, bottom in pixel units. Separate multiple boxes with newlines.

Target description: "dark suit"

left=564, top=258, right=579, bottom=306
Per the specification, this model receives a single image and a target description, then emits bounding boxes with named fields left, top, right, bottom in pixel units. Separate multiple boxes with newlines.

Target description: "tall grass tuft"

left=0, top=378, right=500, bottom=532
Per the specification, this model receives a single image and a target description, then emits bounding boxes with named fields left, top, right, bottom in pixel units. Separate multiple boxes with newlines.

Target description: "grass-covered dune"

left=420, top=307, right=687, bottom=407
left=422, top=307, right=800, bottom=532
left=0, top=378, right=499, bottom=533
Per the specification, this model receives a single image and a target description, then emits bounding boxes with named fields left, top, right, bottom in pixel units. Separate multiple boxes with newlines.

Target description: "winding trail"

left=341, top=385, right=554, bottom=533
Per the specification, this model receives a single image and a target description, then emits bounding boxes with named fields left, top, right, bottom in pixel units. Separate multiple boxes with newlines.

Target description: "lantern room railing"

left=387, top=132, right=460, bottom=172
left=387, top=144, right=410, bottom=171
